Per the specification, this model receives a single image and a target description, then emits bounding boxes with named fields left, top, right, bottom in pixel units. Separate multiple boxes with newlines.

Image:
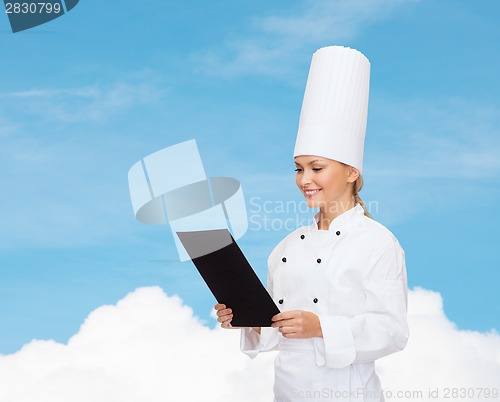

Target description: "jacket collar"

left=311, top=203, right=365, bottom=232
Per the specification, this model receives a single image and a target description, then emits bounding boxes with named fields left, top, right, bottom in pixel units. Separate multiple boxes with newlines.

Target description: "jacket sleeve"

left=314, top=239, right=409, bottom=368
left=240, top=246, right=281, bottom=358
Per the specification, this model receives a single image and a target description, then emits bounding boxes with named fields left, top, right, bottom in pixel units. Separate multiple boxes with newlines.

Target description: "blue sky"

left=0, top=0, right=499, bottom=354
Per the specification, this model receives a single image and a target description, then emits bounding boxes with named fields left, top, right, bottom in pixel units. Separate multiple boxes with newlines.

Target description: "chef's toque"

left=294, top=46, right=370, bottom=173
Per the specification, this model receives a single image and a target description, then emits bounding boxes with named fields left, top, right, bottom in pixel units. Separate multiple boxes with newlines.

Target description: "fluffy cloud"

left=0, top=286, right=498, bottom=402
left=0, top=287, right=275, bottom=402
left=377, top=288, right=500, bottom=401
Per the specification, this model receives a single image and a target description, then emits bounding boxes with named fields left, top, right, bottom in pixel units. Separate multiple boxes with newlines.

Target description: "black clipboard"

left=177, top=229, right=280, bottom=327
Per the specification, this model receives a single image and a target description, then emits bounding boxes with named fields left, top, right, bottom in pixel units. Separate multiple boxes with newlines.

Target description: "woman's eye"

left=294, top=168, right=303, bottom=173
left=312, top=168, right=322, bottom=172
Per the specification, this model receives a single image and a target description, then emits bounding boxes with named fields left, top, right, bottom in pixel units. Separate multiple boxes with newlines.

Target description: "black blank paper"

left=177, top=229, right=280, bottom=327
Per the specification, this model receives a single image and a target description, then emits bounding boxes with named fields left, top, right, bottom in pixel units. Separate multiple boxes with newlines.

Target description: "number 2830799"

left=5, top=2, right=62, bottom=14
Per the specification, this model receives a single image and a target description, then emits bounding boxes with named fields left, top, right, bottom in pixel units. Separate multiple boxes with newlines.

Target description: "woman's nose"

left=298, top=170, right=312, bottom=186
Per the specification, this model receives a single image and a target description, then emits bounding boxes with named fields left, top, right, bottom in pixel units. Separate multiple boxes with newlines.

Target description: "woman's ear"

left=347, top=167, right=360, bottom=183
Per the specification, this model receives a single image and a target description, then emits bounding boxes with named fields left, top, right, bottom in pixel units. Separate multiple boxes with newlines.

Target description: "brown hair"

left=353, top=175, right=371, bottom=218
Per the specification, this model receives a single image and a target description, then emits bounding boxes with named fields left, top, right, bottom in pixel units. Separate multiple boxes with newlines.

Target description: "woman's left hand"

left=271, top=310, right=323, bottom=338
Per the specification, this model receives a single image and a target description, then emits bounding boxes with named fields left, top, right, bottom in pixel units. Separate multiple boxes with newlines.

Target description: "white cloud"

left=193, top=0, right=418, bottom=79
left=377, top=288, right=500, bottom=401
left=0, top=286, right=498, bottom=402
left=0, top=287, right=275, bottom=402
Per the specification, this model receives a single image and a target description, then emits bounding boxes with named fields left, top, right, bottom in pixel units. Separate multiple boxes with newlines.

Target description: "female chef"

left=215, top=46, right=409, bottom=402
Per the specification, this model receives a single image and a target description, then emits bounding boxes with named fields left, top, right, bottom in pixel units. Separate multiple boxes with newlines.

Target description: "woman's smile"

left=304, top=189, right=322, bottom=197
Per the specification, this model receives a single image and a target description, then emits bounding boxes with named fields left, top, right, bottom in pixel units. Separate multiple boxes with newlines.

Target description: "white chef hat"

left=294, top=46, right=371, bottom=173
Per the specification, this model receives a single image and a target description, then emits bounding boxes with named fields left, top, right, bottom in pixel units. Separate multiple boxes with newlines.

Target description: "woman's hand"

left=271, top=310, right=323, bottom=338
left=214, top=303, right=234, bottom=328
left=214, top=304, right=261, bottom=334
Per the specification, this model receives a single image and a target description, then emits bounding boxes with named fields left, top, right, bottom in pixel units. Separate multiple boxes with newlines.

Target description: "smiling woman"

left=215, top=46, right=408, bottom=402
left=294, top=156, right=372, bottom=225
left=294, top=157, right=371, bottom=221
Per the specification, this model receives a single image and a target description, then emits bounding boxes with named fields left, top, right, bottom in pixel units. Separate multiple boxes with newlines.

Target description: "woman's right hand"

left=214, top=304, right=234, bottom=329
left=214, top=304, right=261, bottom=334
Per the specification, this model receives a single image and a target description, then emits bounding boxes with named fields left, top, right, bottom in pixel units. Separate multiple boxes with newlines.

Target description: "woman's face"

left=294, top=155, right=358, bottom=212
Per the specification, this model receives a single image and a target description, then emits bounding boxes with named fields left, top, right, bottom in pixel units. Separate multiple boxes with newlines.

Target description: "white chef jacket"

left=241, top=204, right=409, bottom=402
